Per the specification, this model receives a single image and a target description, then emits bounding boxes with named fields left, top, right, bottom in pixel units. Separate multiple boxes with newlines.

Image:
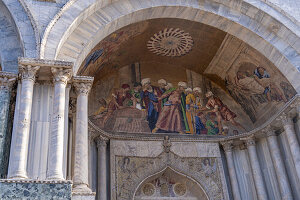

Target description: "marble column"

left=8, top=65, right=40, bottom=179
left=266, top=128, right=293, bottom=199
left=245, top=137, right=268, bottom=200
left=73, top=76, right=94, bottom=193
left=221, top=141, right=241, bottom=200
left=96, top=137, right=108, bottom=200
left=280, top=114, right=300, bottom=182
left=47, top=67, right=72, bottom=180
left=0, top=72, right=17, bottom=178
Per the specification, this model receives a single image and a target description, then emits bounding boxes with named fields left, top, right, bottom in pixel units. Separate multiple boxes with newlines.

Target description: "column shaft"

left=282, top=116, right=300, bottom=181
left=246, top=139, right=268, bottom=200
left=47, top=68, right=71, bottom=180
left=267, top=133, right=293, bottom=199
left=97, top=139, right=107, bottom=200
left=222, top=142, right=241, bottom=200
left=8, top=66, right=39, bottom=179
left=0, top=73, right=16, bottom=178
left=73, top=77, right=93, bottom=193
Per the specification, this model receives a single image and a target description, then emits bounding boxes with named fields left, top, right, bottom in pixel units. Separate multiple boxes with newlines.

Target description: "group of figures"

left=94, top=78, right=245, bottom=135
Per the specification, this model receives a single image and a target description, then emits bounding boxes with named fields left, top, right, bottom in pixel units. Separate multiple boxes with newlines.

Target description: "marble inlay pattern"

left=0, top=181, right=72, bottom=200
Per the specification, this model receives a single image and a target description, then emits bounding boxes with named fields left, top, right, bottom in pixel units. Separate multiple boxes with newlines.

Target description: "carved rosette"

left=73, top=76, right=94, bottom=96
left=221, top=141, right=234, bottom=152
left=0, top=72, right=17, bottom=91
left=19, top=64, right=40, bottom=82
left=51, top=67, right=72, bottom=85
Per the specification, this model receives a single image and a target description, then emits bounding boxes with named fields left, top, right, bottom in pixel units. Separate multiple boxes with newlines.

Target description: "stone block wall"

left=0, top=180, right=72, bottom=200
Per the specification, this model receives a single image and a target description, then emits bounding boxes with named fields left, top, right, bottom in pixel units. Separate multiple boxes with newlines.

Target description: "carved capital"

left=221, top=140, right=234, bottom=152
left=0, top=72, right=17, bottom=90
left=19, top=65, right=40, bottom=82
left=277, top=112, right=293, bottom=126
left=261, top=125, right=277, bottom=137
left=96, top=137, right=108, bottom=148
left=73, top=76, right=94, bottom=96
left=245, top=137, right=256, bottom=147
left=51, top=67, right=72, bottom=85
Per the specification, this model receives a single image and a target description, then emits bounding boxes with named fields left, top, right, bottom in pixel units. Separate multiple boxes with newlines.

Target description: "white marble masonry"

left=280, top=114, right=300, bottom=182
left=245, top=137, right=268, bottom=200
left=8, top=64, right=40, bottom=179
left=72, top=76, right=94, bottom=195
left=266, top=128, right=293, bottom=200
left=96, top=137, right=108, bottom=200
left=47, top=67, right=72, bottom=180
left=222, top=141, right=242, bottom=200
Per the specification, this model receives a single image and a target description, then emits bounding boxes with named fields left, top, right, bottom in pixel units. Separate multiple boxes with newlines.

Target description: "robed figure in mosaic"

left=152, top=82, right=188, bottom=134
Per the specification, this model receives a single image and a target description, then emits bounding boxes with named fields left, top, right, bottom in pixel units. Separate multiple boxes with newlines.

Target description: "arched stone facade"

left=41, top=0, right=300, bottom=92
left=0, top=1, right=299, bottom=200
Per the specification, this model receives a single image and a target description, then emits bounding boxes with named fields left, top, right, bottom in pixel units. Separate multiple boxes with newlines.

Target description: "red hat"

left=121, top=84, right=130, bottom=89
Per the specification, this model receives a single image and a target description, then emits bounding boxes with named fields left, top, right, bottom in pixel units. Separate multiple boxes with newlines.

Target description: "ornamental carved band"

left=19, top=65, right=40, bottom=82
left=0, top=72, right=17, bottom=90
left=51, top=67, right=72, bottom=85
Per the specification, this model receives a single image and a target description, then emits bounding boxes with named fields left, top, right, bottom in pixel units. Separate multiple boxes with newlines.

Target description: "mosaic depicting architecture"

left=0, top=0, right=299, bottom=200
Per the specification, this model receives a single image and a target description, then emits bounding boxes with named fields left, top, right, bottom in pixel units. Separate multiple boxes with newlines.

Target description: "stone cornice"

left=18, top=57, right=73, bottom=68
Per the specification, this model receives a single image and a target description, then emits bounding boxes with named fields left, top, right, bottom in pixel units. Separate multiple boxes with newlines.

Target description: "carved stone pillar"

left=0, top=72, right=17, bottom=178
left=280, top=114, right=300, bottom=182
left=96, top=137, right=108, bottom=200
left=47, top=67, right=72, bottom=180
left=8, top=65, right=40, bottom=179
left=245, top=137, right=268, bottom=200
left=221, top=141, right=241, bottom=200
left=265, top=128, right=293, bottom=199
left=72, top=76, right=94, bottom=194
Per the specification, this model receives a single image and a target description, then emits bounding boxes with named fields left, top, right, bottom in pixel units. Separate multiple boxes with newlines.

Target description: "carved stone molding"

left=73, top=76, right=94, bottom=96
left=0, top=72, right=17, bottom=90
left=221, top=141, right=234, bottom=152
left=19, top=65, right=40, bottom=82
left=51, top=67, right=72, bottom=85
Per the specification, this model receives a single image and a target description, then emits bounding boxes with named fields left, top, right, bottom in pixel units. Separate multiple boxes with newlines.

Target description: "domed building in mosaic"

left=0, top=0, right=299, bottom=199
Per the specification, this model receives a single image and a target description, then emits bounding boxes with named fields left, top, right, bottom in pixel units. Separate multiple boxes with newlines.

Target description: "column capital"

left=96, top=137, right=108, bottom=148
left=0, top=72, right=17, bottom=90
left=221, top=140, right=234, bottom=152
left=73, top=76, right=94, bottom=96
left=51, top=67, right=72, bottom=85
left=277, top=112, right=293, bottom=126
left=261, top=125, right=277, bottom=137
left=244, top=137, right=256, bottom=147
left=19, top=64, right=40, bottom=82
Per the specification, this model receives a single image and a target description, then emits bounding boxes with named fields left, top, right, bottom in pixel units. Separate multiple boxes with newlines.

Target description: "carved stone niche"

left=110, top=140, right=229, bottom=200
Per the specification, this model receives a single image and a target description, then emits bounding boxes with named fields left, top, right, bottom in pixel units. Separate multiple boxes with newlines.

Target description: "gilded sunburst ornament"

left=147, top=28, right=193, bottom=57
